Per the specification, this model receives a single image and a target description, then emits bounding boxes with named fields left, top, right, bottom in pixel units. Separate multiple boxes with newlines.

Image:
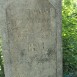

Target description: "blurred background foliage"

left=0, top=37, right=5, bottom=77
left=0, top=0, right=77, bottom=77
left=62, top=0, right=77, bottom=76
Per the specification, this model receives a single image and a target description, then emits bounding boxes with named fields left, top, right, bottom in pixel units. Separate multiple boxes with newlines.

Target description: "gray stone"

left=0, top=0, right=62, bottom=77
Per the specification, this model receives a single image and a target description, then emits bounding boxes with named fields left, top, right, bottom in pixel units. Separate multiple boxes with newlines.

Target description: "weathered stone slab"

left=0, top=0, right=62, bottom=77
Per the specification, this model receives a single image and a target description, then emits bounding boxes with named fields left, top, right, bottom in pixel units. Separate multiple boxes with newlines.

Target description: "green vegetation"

left=0, top=0, right=77, bottom=77
left=62, top=0, right=77, bottom=75
left=0, top=37, right=5, bottom=77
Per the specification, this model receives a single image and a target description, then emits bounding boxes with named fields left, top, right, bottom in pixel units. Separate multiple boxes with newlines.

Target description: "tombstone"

left=0, top=0, right=62, bottom=77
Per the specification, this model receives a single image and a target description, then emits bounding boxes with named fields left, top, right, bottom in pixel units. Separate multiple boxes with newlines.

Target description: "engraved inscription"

left=5, top=0, right=57, bottom=77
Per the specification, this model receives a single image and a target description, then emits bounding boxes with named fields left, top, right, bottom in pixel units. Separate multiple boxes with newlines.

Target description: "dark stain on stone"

left=43, top=42, right=44, bottom=49
left=30, top=52, right=52, bottom=64
left=38, top=57, right=49, bottom=63
left=33, top=48, right=35, bottom=51
left=30, top=54, right=38, bottom=62
left=37, top=48, right=54, bottom=63
left=47, top=48, right=52, bottom=57
left=48, top=75, right=51, bottom=77
left=20, top=49, right=25, bottom=57
left=37, top=54, right=51, bottom=63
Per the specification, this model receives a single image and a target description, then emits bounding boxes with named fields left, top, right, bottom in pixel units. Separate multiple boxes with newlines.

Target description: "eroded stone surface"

left=0, top=0, right=62, bottom=77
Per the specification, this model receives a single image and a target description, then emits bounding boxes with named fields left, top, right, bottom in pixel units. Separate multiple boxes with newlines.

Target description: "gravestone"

left=0, top=0, right=62, bottom=77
